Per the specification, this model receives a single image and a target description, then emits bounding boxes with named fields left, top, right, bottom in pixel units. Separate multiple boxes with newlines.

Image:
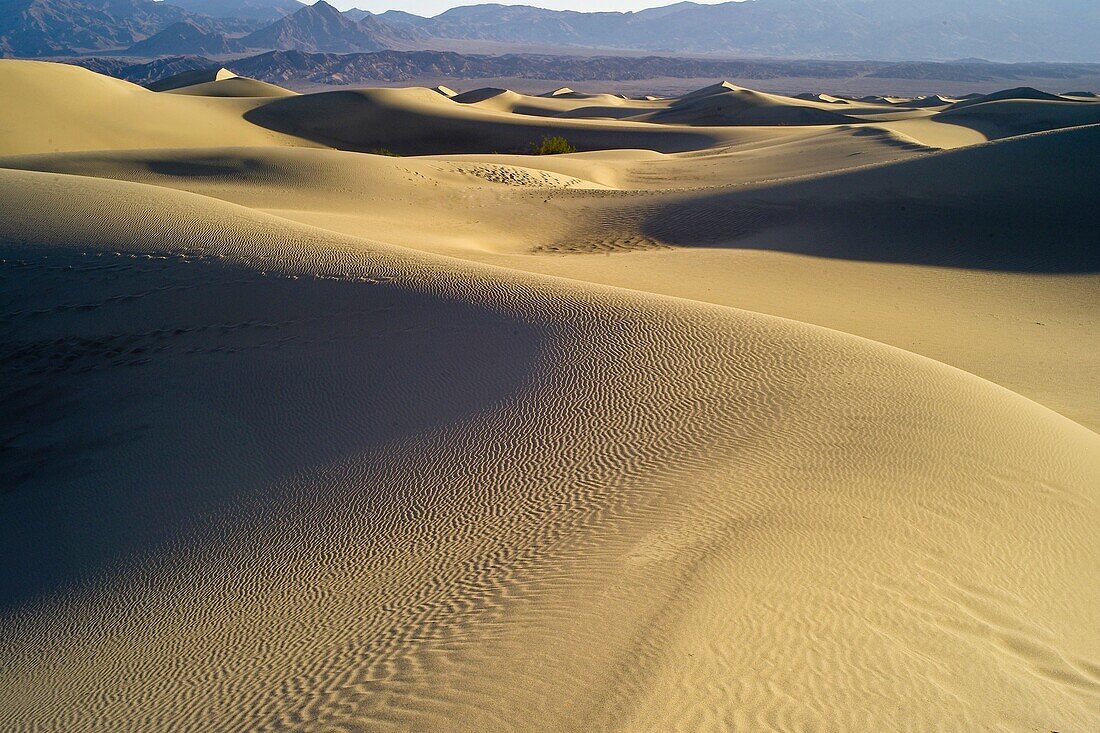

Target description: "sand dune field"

left=2, top=59, right=1099, bottom=732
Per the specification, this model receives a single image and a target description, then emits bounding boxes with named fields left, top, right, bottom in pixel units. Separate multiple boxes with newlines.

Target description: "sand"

left=0, top=62, right=314, bottom=155
left=2, top=60, right=1099, bottom=733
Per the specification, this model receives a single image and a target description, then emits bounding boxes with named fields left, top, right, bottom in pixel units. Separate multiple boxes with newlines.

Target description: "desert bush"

left=367, top=147, right=400, bottom=157
left=531, top=135, right=577, bottom=155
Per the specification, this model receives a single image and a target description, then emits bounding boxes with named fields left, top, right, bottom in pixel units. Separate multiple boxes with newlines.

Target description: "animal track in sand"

left=451, top=163, right=588, bottom=188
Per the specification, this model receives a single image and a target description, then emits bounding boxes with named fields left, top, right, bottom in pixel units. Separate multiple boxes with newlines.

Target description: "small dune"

left=451, top=86, right=516, bottom=105
left=543, top=85, right=575, bottom=97
left=146, top=66, right=239, bottom=92
left=644, top=82, right=859, bottom=125
left=898, top=94, right=956, bottom=108
left=164, top=76, right=298, bottom=98
left=933, top=97, right=1100, bottom=138
left=951, top=85, right=1071, bottom=109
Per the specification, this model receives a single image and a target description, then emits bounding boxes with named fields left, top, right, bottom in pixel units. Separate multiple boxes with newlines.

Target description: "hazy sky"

left=329, top=1, right=736, bottom=15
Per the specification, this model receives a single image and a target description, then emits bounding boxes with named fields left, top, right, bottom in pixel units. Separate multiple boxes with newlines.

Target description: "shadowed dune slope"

left=634, top=124, right=1100, bottom=272
left=2, top=167, right=1099, bottom=733
left=453, top=87, right=652, bottom=120
left=933, top=98, right=1100, bottom=140
left=243, top=87, right=724, bottom=154
left=451, top=86, right=520, bottom=105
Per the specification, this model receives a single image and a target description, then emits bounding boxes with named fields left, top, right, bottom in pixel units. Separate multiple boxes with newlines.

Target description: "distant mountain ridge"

left=2, top=0, right=1099, bottom=61
left=126, top=18, right=243, bottom=55
left=240, top=1, right=410, bottom=53
left=397, top=0, right=1100, bottom=62
left=164, top=0, right=302, bottom=23
left=72, top=50, right=1100, bottom=89
left=0, top=0, right=189, bottom=55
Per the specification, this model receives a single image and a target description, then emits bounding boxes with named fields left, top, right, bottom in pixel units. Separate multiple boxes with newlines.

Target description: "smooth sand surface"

left=2, top=60, right=1099, bottom=732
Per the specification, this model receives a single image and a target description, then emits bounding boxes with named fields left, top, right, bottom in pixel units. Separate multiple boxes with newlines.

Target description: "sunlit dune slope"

left=0, top=61, right=315, bottom=155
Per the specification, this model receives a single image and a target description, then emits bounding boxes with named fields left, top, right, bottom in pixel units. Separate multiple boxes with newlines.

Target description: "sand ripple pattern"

left=1, top=169, right=1098, bottom=733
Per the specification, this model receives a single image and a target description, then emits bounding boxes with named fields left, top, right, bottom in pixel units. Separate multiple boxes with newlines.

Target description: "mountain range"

left=0, top=0, right=189, bottom=55
left=74, top=49, right=1100, bottom=90
left=2, top=0, right=1099, bottom=62
left=163, top=0, right=301, bottom=23
left=239, top=1, right=420, bottom=53
left=125, top=18, right=243, bottom=55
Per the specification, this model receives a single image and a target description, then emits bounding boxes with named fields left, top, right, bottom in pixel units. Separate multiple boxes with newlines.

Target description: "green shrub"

left=531, top=135, right=577, bottom=155
left=367, top=147, right=400, bottom=157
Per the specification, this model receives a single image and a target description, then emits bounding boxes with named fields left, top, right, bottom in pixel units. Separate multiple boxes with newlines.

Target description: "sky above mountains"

left=330, top=0, right=733, bottom=14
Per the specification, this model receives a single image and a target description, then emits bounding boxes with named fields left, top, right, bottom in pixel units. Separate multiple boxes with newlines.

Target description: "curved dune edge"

left=2, top=169, right=1099, bottom=732
left=2, top=126, right=1094, bottom=432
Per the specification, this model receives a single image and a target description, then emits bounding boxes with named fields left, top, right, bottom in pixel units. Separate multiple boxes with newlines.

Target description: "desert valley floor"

left=1, top=60, right=1099, bottom=732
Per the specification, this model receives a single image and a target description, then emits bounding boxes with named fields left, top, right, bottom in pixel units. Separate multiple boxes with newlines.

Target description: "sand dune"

left=0, top=61, right=314, bottom=155
left=636, top=124, right=1099, bottom=269
left=453, top=86, right=647, bottom=121
left=449, top=80, right=914, bottom=128
left=642, top=82, right=861, bottom=126
left=243, top=86, right=724, bottom=154
left=2, top=61, right=1098, bottom=732
left=951, top=85, right=1074, bottom=109
left=897, top=94, right=956, bottom=108
left=486, top=125, right=1100, bottom=428
left=450, top=85, right=517, bottom=105
left=795, top=91, right=849, bottom=104
left=934, top=98, right=1100, bottom=139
